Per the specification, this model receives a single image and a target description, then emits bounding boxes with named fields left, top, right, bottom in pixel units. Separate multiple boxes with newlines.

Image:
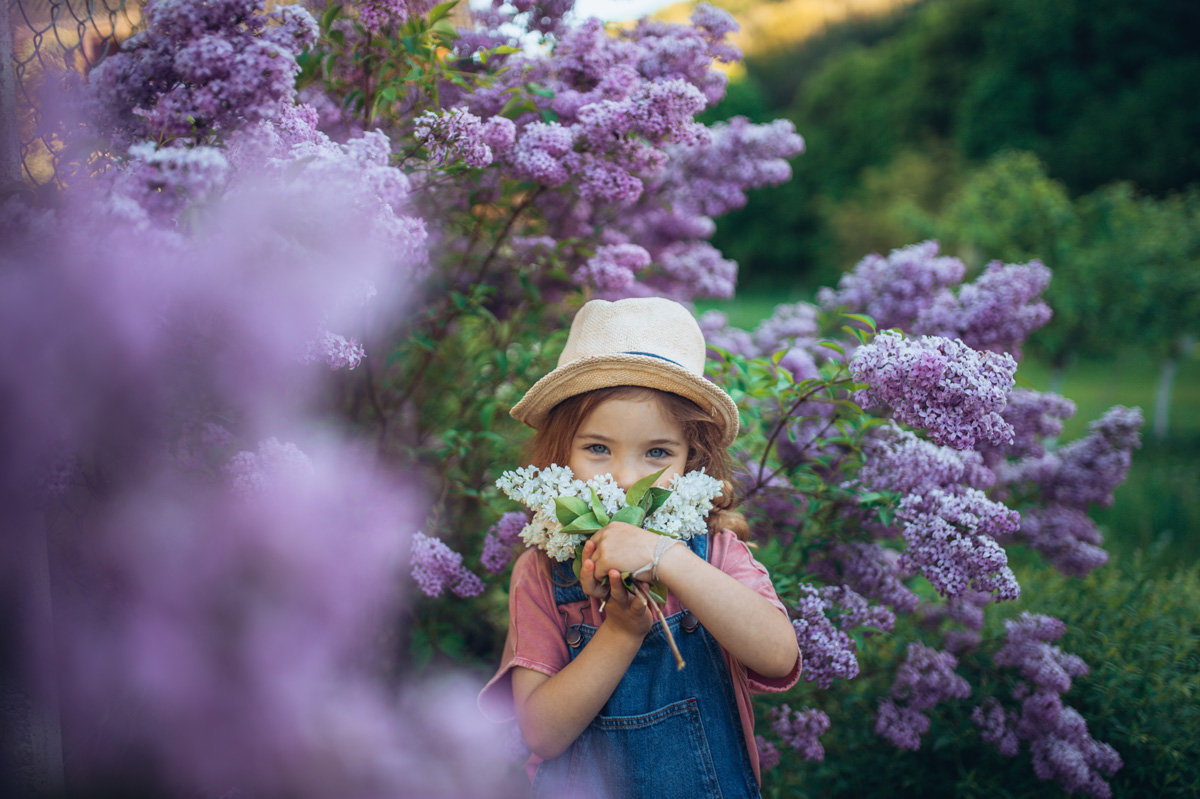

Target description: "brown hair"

left=526, top=385, right=748, bottom=538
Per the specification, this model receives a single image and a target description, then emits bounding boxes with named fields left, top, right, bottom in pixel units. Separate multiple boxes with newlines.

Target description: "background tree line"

left=699, top=0, right=1199, bottom=404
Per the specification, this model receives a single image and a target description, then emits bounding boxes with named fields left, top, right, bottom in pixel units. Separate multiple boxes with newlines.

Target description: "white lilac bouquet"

left=496, top=464, right=724, bottom=668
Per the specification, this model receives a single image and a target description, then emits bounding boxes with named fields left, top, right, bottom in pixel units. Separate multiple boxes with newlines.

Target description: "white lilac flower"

left=497, top=464, right=718, bottom=561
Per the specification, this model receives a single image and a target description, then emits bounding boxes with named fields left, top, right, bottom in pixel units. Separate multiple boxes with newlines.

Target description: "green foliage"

left=759, top=557, right=1200, bottom=799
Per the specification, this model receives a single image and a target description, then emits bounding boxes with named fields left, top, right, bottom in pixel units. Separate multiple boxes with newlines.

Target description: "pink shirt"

left=478, top=530, right=802, bottom=784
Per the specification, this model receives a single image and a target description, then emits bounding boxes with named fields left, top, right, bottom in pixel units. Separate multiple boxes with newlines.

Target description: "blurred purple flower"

left=792, top=585, right=860, bottom=689
left=411, top=532, right=486, bottom=598
left=481, top=511, right=529, bottom=574
left=755, top=734, right=781, bottom=771
left=769, top=705, right=830, bottom=761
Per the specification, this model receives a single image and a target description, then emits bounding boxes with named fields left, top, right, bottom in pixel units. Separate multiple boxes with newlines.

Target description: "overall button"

left=681, top=611, right=699, bottom=633
left=566, top=626, right=583, bottom=647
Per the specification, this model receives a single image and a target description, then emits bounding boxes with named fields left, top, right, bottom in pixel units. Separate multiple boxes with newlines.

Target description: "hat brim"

left=510, top=354, right=740, bottom=448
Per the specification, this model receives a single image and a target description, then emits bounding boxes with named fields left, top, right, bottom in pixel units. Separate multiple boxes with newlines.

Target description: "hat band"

left=622, top=351, right=684, bottom=368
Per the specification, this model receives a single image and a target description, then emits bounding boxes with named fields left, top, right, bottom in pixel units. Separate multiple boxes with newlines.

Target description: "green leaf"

left=612, top=505, right=646, bottom=527
left=817, top=340, right=846, bottom=358
left=649, top=581, right=669, bottom=604
left=321, top=3, right=343, bottom=32
left=645, top=486, right=671, bottom=516
left=626, top=467, right=667, bottom=508
left=842, top=313, right=877, bottom=333
left=589, top=487, right=610, bottom=526
left=540, top=108, right=559, bottom=124
left=527, top=83, right=556, bottom=98
left=562, top=512, right=603, bottom=532
left=555, top=496, right=590, bottom=525
left=573, top=552, right=583, bottom=581
left=428, top=0, right=458, bottom=24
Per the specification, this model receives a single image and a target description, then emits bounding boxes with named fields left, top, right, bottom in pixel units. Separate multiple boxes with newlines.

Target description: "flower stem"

left=635, top=583, right=685, bottom=670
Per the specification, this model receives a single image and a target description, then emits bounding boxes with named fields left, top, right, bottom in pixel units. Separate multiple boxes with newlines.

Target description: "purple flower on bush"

left=818, top=240, right=965, bottom=331
left=481, top=511, right=528, bottom=574
left=972, top=697, right=1020, bottom=757
left=816, top=542, right=919, bottom=614
left=411, top=532, right=486, bottom=598
left=356, top=0, right=435, bottom=31
left=575, top=243, right=651, bottom=291
left=769, top=705, right=830, bottom=761
left=415, top=107, right=498, bottom=168
left=850, top=330, right=1017, bottom=450
left=897, top=487, right=1020, bottom=600
left=755, top=734, right=781, bottom=771
left=916, top=259, right=1052, bottom=359
left=876, top=644, right=971, bottom=751
left=1017, top=506, right=1109, bottom=577
left=994, top=613, right=1088, bottom=694
left=792, top=585, right=860, bottom=689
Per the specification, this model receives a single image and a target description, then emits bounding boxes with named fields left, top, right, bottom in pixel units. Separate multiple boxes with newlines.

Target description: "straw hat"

left=510, top=298, right=740, bottom=447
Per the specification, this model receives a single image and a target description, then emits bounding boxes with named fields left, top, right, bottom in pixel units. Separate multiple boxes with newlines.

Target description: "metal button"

left=566, top=627, right=583, bottom=648
left=681, top=611, right=699, bottom=633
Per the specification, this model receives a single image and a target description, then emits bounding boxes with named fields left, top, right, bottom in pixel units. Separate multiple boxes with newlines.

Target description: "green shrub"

left=761, top=558, right=1200, bottom=798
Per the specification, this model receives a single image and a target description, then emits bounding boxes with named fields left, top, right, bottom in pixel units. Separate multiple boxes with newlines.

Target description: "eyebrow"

left=576, top=433, right=683, bottom=447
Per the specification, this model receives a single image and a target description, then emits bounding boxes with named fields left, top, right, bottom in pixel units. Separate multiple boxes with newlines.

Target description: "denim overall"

left=531, top=534, right=761, bottom=799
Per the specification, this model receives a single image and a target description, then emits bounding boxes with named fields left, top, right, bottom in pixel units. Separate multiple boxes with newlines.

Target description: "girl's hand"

left=598, top=567, right=653, bottom=639
left=581, top=523, right=660, bottom=598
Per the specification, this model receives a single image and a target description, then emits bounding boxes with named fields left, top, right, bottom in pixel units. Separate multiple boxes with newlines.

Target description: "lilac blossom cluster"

left=414, top=107, right=516, bottom=168
left=819, top=241, right=1053, bottom=360
left=411, top=532, right=486, bottom=598
left=814, top=542, right=919, bottom=615
left=975, top=613, right=1122, bottom=798
left=917, top=260, right=1053, bottom=359
left=849, top=331, right=1017, bottom=450
left=481, top=511, right=529, bottom=573
left=86, top=0, right=317, bottom=145
left=769, top=705, right=831, bottom=761
left=755, top=735, right=781, bottom=771
left=998, top=406, right=1142, bottom=576
left=896, top=487, right=1020, bottom=601
left=791, top=585, right=861, bottom=689
left=875, top=643, right=970, bottom=750
left=434, top=4, right=803, bottom=303
left=357, top=0, right=435, bottom=31
left=818, top=240, right=965, bottom=331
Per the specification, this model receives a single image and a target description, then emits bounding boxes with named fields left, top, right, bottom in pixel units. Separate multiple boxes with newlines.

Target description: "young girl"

left=480, top=297, right=801, bottom=799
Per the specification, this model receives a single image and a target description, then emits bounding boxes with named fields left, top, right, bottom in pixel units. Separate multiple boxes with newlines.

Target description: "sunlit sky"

left=572, top=0, right=678, bottom=21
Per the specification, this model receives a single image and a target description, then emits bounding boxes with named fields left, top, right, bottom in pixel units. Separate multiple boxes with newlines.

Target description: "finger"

left=580, top=558, right=605, bottom=598
left=608, top=570, right=630, bottom=606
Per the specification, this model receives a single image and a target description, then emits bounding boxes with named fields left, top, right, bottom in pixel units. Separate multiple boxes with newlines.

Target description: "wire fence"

left=7, top=0, right=144, bottom=188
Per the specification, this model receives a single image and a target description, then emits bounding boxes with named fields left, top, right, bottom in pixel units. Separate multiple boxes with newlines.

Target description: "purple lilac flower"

left=818, top=241, right=965, bottom=332
left=411, top=532, right=486, bottom=598
left=481, top=511, right=529, bottom=574
left=850, top=331, right=1017, bottom=450
left=225, top=438, right=315, bottom=498
left=648, top=241, right=736, bottom=300
left=1028, top=706, right=1122, bottom=799
left=972, top=697, right=1020, bottom=757
left=1002, top=406, right=1143, bottom=510
left=874, top=698, right=931, bottom=751
left=897, top=487, right=1020, bottom=601
left=875, top=643, right=970, bottom=750
left=822, top=584, right=896, bottom=634
left=916, top=260, right=1053, bottom=359
left=115, top=142, right=230, bottom=219
left=510, top=122, right=574, bottom=186
left=753, top=302, right=820, bottom=356
left=698, top=310, right=755, bottom=359
left=755, top=734, right=781, bottom=771
left=86, top=0, right=316, bottom=144
left=574, top=243, right=651, bottom=291
left=769, top=705, right=831, bottom=761
left=858, top=423, right=995, bottom=496
left=1017, top=506, right=1109, bottom=577
left=303, top=330, right=367, bottom=371
left=816, top=542, right=920, bottom=614
left=994, top=613, right=1088, bottom=694
left=356, top=0, right=434, bottom=31
left=792, top=585, right=859, bottom=689
left=985, top=388, right=1076, bottom=463
left=414, top=107, right=496, bottom=168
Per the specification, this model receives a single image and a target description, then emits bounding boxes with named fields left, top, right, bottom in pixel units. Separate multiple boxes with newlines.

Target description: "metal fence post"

left=1, top=0, right=21, bottom=188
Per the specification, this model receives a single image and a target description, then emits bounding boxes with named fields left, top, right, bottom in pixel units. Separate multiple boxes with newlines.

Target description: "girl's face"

left=567, top=396, right=689, bottom=490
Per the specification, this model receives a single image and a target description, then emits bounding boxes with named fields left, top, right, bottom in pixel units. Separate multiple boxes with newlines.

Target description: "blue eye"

left=586, top=444, right=610, bottom=455
left=648, top=448, right=670, bottom=459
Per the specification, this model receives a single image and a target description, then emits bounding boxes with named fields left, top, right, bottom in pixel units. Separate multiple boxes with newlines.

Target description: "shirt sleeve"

left=713, top=531, right=802, bottom=693
left=477, top=548, right=570, bottom=722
